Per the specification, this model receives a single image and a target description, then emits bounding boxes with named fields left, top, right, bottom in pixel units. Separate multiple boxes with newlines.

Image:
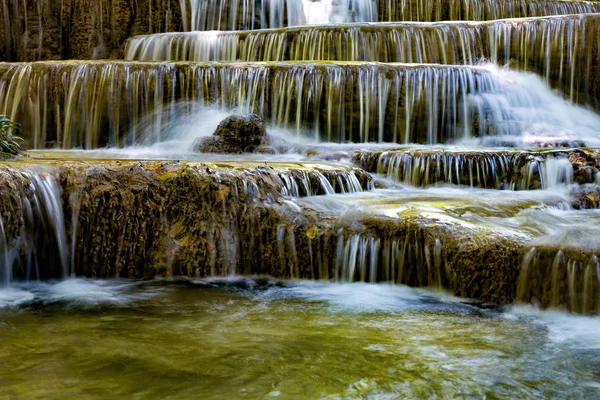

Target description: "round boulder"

left=193, top=114, right=267, bottom=154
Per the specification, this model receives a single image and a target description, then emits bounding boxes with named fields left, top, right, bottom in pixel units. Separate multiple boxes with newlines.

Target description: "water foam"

left=0, top=279, right=160, bottom=309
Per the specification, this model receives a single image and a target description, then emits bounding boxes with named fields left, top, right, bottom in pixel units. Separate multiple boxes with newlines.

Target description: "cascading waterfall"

left=6, top=1, right=600, bottom=396
left=3, top=61, right=600, bottom=148
left=378, top=0, right=600, bottom=22
left=517, top=247, right=600, bottom=313
left=0, top=0, right=600, bottom=320
left=179, top=0, right=378, bottom=31
left=360, top=150, right=578, bottom=189
left=125, top=13, right=600, bottom=109
left=0, top=169, right=70, bottom=284
left=125, top=22, right=486, bottom=63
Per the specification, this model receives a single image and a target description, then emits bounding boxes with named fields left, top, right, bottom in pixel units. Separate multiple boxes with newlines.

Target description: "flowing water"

left=180, top=0, right=379, bottom=31
left=2, top=62, right=600, bottom=148
left=1, top=277, right=599, bottom=399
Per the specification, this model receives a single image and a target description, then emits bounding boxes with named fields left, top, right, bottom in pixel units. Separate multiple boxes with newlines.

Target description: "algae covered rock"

left=193, top=114, right=268, bottom=154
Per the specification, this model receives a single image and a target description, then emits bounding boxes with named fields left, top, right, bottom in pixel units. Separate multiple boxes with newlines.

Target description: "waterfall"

left=486, top=13, right=595, bottom=104
left=125, top=22, right=486, bottom=63
left=124, top=13, right=600, bottom=110
left=357, top=149, right=582, bottom=189
left=179, top=0, right=378, bottom=31
left=365, top=150, right=516, bottom=189
left=2, top=61, right=599, bottom=148
left=26, top=172, right=70, bottom=278
left=1, top=0, right=600, bottom=320
left=517, top=247, right=600, bottom=313
left=0, top=169, right=69, bottom=284
left=378, top=0, right=600, bottom=22
left=0, top=61, right=498, bottom=147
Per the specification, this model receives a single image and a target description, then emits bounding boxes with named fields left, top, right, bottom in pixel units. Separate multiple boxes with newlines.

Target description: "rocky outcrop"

left=0, top=0, right=182, bottom=61
left=193, top=114, right=268, bottom=154
left=0, top=160, right=373, bottom=278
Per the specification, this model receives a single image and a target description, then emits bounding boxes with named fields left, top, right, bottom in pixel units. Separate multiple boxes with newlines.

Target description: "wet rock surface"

left=0, top=0, right=182, bottom=61
left=0, top=157, right=599, bottom=313
left=568, top=149, right=600, bottom=184
left=193, top=114, right=268, bottom=154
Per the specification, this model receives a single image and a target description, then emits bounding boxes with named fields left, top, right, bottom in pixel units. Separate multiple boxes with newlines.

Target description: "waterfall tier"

left=1, top=158, right=599, bottom=314
left=356, top=148, right=600, bottom=189
left=3, top=0, right=600, bottom=62
left=3, top=61, right=599, bottom=149
left=378, top=0, right=600, bottom=22
left=125, top=13, right=600, bottom=110
left=0, top=61, right=502, bottom=148
left=0, top=160, right=370, bottom=280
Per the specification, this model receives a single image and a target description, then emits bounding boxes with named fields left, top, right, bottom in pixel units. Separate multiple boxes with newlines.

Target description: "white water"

left=462, top=65, right=600, bottom=147
left=522, top=209, right=600, bottom=252
left=3, top=276, right=599, bottom=353
left=122, top=65, right=600, bottom=148
left=180, top=0, right=378, bottom=31
left=202, top=277, right=600, bottom=350
left=0, top=278, right=160, bottom=309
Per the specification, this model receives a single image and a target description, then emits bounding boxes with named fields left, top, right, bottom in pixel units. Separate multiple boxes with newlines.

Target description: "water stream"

left=1, top=278, right=599, bottom=398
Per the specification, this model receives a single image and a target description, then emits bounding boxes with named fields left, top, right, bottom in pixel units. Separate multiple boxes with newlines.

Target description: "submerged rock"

left=193, top=114, right=268, bottom=154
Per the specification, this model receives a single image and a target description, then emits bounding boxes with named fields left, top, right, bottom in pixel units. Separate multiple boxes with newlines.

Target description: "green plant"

left=0, top=116, right=24, bottom=155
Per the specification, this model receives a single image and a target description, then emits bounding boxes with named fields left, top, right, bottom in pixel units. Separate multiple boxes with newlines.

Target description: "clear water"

left=1, top=278, right=599, bottom=399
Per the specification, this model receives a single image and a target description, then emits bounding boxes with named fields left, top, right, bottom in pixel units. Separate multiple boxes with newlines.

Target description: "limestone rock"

left=0, top=0, right=182, bottom=61
left=193, top=114, right=268, bottom=154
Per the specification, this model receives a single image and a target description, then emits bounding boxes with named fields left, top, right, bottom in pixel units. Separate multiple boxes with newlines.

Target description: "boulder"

left=193, top=114, right=268, bottom=154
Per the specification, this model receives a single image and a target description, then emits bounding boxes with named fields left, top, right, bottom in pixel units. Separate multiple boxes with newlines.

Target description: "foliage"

left=0, top=116, right=25, bottom=156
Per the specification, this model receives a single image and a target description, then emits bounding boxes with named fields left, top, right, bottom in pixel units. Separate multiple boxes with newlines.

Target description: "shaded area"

left=0, top=0, right=182, bottom=61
